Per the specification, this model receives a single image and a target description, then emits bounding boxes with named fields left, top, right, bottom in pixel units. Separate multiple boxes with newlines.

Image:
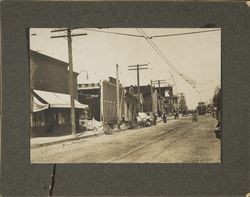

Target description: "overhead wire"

left=138, top=28, right=181, bottom=75
left=150, top=28, right=220, bottom=39
left=137, top=28, right=200, bottom=95
left=31, top=32, right=108, bottom=69
left=32, top=28, right=218, bottom=95
left=77, top=28, right=220, bottom=39
left=80, top=28, right=144, bottom=38
left=136, top=28, right=179, bottom=92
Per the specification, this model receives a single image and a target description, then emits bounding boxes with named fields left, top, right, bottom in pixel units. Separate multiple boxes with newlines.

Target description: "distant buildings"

left=30, top=50, right=87, bottom=137
left=127, top=85, right=158, bottom=114
left=78, top=77, right=139, bottom=126
left=129, top=85, right=177, bottom=116
left=78, top=78, right=179, bottom=127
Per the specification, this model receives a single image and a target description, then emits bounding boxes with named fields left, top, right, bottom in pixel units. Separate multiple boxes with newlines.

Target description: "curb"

left=31, top=118, right=170, bottom=149
left=31, top=132, right=105, bottom=149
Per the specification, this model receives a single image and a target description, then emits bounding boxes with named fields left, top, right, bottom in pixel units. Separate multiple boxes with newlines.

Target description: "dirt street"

left=31, top=114, right=221, bottom=163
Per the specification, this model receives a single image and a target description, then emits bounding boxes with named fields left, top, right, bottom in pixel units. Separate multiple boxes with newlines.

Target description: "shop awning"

left=33, top=96, right=49, bottom=112
left=32, top=90, right=88, bottom=111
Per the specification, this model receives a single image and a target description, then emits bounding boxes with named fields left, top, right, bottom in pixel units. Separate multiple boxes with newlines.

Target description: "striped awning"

left=32, top=90, right=88, bottom=112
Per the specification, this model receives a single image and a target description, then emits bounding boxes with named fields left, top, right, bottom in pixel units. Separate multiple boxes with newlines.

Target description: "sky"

left=30, top=28, right=221, bottom=109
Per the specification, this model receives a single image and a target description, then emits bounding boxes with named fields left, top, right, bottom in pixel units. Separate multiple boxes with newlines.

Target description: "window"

left=58, top=112, right=65, bottom=125
left=31, top=111, right=45, bottom=127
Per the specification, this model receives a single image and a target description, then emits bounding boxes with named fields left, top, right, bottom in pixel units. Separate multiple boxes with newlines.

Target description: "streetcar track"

left=105, top=122, right=190, bottom=163
left=150, top=127, right=193, bottom=162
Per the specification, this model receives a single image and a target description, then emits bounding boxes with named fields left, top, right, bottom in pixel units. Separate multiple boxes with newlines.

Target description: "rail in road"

left=31, top=115, right=219, bottom=163
left=105, top=121, right=192, bottom=163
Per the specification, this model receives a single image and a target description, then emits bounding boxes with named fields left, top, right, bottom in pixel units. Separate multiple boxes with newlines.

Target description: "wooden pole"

left=137, top=64, right=141, bottom=111
left=67, top=29, right=76, bottom=136
left=158, top=80, right=162, bottom=114
left=116, top=64, right=120, bottom=123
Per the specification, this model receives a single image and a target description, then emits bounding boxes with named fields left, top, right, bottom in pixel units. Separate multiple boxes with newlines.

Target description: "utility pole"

left=150, top=80, right=154, bottom=113
left=51, top=28, right=87, bottom=136
left=116, top=64, right=120, bottom=123
left=151, top=79, right=167, bottom=115
left=128, top=63, right=149, bottom=112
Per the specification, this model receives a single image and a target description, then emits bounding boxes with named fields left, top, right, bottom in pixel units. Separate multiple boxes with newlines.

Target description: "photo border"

left=1, top=1, right=250, bottom=196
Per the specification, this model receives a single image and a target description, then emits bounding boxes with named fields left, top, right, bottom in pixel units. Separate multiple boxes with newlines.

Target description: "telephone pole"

left=150, top=80, right=154, bottom=113
left=116, top=64, right=120, bottom=123
left=128, top=63, right=149, bottom=111
left=51, top=28, right=87, bottom=136
left=151, top=79, right=167, bottom=115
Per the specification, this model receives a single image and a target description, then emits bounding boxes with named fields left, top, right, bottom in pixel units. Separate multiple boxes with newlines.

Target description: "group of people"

left=153, top=112, right=167, bottom=125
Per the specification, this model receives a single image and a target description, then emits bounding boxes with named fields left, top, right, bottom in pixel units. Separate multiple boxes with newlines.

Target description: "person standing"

left=153, top=113, right=157, bottom=126
left=162, top=113, right=167, bottom=123
left=192, top=110, right=198, bottom=122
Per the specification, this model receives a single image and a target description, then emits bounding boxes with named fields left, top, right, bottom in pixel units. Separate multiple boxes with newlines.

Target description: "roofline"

left=30, top=50, right=79, bottom=74
left=78, top=86, right=100, bottom=90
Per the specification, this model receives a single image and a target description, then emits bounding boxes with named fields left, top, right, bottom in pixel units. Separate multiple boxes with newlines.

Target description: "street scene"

left=30, top=28, right=221, bottom=163
left=31, top=114, right=220, bottom=163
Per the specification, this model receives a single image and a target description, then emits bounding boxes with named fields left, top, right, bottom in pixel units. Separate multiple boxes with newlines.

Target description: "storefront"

left=31, top=89, right=88, bottom=137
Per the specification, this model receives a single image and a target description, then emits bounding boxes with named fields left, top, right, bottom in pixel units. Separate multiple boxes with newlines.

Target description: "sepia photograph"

left=30, top=28, right=221, bottom=163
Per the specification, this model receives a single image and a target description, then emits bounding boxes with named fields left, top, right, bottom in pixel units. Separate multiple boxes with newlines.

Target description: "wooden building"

left=30, top=50, right=87, bottom=137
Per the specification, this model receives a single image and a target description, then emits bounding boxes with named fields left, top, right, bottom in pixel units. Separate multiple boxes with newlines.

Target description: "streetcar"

left=197, top=102, right=207, bottom=115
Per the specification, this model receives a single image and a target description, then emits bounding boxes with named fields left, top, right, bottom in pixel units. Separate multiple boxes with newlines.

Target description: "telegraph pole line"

left=128, top=63, right=149, bottom=112
left=51, top=28, right=87, bottom=136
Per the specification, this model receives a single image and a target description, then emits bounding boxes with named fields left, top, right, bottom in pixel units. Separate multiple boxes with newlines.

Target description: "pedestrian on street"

left=162, top=113, right=167, bottom=123
left=174, top=109, right=179, bottom=120
left=192, top=110, right=198, bottom=122
left=173, top=109, right=177, bottom=120
left=154, top=113, right=157, bottom=126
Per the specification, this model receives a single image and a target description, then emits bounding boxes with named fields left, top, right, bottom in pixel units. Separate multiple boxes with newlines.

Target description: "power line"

left=137, top=28, right=199, bottom=94
left=136, top=29, right=179, bottom=90
left=80, top=28, right=144, bottom=38
left=78, top=28, right=220, bottom=39
left=32, top=33, right=108, bottom=69
left=150, top=28, right=220, bottom=39
left=139, top=28, right=183, bottom=75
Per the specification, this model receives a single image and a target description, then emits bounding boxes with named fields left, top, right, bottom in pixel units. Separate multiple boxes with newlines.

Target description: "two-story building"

left=30, top=50, right=88, bottom=137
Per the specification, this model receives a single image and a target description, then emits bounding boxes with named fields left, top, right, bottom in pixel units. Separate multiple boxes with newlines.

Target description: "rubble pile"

left=119, top=122, right=131, bottom=130
left=80, top=118, right=104, bottom=132
left=80, top=118, right=114, bottom=134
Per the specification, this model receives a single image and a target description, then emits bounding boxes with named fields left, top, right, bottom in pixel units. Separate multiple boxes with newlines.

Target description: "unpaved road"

left=31, top=114, right=221, bottom=163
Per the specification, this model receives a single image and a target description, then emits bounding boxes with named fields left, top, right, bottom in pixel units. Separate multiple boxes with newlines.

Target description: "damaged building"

left=78, top=77, right=139, bottom=127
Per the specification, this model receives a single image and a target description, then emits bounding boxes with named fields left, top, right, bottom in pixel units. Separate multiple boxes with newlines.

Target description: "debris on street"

left=80, top=118, right=114, bottom=135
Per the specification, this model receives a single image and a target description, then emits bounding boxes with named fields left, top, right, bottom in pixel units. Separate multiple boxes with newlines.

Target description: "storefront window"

left=31, top=111, right=45, bottom=127
left=58, top=112, right=65, bottom=125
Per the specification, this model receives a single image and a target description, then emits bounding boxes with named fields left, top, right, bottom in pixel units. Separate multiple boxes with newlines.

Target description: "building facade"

left=30, top=50, right=78, bottom=98
left=78, top=77, right=139, bottom=126
left=30, top=50, right=87, bottom=137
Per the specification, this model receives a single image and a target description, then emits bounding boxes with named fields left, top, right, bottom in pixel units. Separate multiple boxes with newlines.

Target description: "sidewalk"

left=31, top=130, right=104, bottom=148
left=30, top=115, right=183, bottom=149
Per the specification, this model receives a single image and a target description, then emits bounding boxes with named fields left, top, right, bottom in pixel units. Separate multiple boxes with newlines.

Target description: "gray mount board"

left=1, top=1, right=250, bottom=196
